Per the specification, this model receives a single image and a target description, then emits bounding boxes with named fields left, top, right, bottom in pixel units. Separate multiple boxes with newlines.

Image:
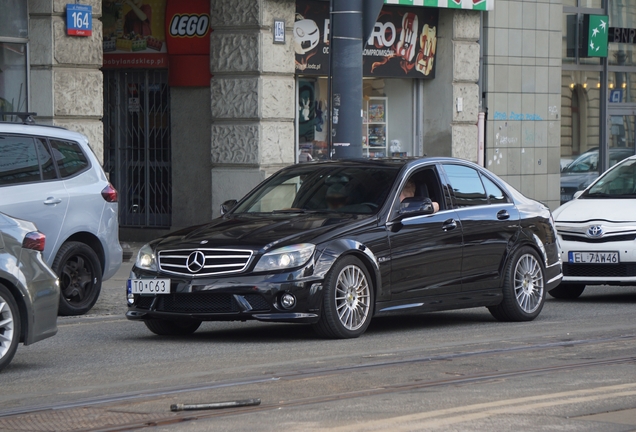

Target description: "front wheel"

left=0, top=284, right=21, bottom=372
left=313, top=256, right=374, bottom=339
left=53, top=242, right=102, bottom=316
left=548, top=283, right=585, bottom=299
left=489, top=247, right=546, bottom=322
left=144, top=319, right=202, bottom=335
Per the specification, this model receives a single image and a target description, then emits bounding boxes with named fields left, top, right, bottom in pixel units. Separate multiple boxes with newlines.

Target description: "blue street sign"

left=66, top=4, right=92, bottom=37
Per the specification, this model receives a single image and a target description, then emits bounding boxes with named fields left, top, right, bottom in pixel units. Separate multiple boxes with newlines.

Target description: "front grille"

left=563, top=263, right=636, bottom=277
left=134, top=292, right=271, bottom=313
left=158, top=248, right=253, bottom=277
left=561, top=234, right=636, bottom=243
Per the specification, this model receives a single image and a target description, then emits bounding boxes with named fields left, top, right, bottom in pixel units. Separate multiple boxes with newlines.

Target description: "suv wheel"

left=53, top=242, right=102, bottom=316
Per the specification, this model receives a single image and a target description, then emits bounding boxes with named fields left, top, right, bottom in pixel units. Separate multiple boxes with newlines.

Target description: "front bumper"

left=559, top=238, right=636, bottom=285
left=125, top=269, right=325, bottom=324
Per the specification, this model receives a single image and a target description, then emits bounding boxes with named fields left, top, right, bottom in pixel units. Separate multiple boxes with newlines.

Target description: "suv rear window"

left=50, top=139, right=89, bottom=178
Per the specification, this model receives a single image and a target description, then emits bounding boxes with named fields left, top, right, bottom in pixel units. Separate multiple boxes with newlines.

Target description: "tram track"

left=1, top=334, right=635, bottom=431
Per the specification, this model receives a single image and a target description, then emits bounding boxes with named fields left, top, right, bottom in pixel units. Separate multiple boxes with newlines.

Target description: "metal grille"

left=561, top=233, right=636, bottom=243
left=563, top=263, right=636, bottom=277
left=158, top=248, right=253, bottom=276
left=134, top=293, right=271, bottom=313
left=103, top=69, right=172, bottom=228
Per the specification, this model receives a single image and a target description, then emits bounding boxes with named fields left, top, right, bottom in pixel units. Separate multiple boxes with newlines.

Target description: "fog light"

left=127, top=293, right=135, bottom=305
left=280, top=293, right=296, bottom=310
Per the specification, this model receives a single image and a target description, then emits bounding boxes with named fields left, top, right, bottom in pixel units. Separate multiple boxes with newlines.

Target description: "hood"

left=554, top=197, right=636, bottom=223
left=152, top=212, right=372, bottom=252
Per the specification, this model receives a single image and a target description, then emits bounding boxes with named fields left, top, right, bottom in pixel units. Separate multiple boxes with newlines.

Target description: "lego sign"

left=165, top=0, right=211, bottom=86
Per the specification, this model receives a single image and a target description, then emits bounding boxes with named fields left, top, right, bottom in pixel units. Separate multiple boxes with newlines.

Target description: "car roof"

left=288, top=156, right=476, bottom=169
left=0, top=121, right=88, bottom=142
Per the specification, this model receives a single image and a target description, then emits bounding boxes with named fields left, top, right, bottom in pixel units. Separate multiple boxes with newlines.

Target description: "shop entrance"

left=103, top=69, right=172, bottom=228
left=607, top=107, right=636, bottom=170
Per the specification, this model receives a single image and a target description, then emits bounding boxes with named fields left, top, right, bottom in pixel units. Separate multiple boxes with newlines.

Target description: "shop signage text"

left=296, top=0, right=438, bottom=79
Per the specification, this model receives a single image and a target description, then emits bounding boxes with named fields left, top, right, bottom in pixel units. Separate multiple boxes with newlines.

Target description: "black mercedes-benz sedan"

left=126, top=157, right=562, bottom=339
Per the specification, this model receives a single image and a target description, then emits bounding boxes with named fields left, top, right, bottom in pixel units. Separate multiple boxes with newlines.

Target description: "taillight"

left=23, top=231, right=46, bottom=252
left=102, top=183, right=118, bottom=203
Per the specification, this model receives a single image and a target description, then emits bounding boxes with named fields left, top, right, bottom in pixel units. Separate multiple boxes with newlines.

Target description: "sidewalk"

left=84, top=242, right=144, bottom=318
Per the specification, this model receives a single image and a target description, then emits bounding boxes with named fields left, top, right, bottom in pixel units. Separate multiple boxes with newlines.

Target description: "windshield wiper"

left=272, top=208, right=319, bottom=213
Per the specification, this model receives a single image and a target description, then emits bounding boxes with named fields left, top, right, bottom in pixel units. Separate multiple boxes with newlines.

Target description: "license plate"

left=127, top=279, right=171, bottom=295
left=568, top=251, right=619, bottom=264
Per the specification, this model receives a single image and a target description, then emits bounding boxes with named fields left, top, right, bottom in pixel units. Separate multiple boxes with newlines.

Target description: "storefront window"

left=560, top=70, right=601, bottom=161
left=0, top=0, right=28, bottom=38
left=297, top=77, right=415, bottom=161
left=0, top=3, right=28, bottom=118
left=0, top=42, right=28, bottom=115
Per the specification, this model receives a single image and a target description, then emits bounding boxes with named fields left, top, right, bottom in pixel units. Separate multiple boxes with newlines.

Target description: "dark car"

left=126, top=158, right=562, bottom=339
left=560, top=148, right=633, bottom=204
left=0, top=212, right=59, bottom=372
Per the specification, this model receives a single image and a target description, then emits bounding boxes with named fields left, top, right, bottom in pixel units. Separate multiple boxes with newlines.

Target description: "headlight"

left=253, top=244, right=315, bottom=272
left=136, top=243, right=158, bottom=271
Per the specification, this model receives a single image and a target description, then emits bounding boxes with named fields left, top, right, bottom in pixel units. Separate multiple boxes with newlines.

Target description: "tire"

left=548, top=283, right=586, bottom=299
left=312, top=256, right=374, bottom=339
left=0, top=284, right=21, bottom=372
left=144, top=319, right=202, bottom=336
left=488, top=247, right=546, bottom=322
left=53, top=242, right=103, bottom=316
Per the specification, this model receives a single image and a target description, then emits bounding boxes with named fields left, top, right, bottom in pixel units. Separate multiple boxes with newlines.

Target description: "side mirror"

left=221, top=199, right=238, bottom=215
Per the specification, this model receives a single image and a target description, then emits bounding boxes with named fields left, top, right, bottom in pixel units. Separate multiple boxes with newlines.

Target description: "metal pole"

left=330, top=0, right=363, bottom=159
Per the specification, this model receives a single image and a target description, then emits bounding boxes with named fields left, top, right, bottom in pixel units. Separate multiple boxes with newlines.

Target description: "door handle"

left=44, top=197, right=62, bottom=205
left=497, top=210, right=510, bottom=220
left=442, top=219, right=457, bottom=231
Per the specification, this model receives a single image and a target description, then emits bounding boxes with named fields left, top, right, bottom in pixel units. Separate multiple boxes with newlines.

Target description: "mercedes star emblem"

left=186, top=250, right=206, bottom=273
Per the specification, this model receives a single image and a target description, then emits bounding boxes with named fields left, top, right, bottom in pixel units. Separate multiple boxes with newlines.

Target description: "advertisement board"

left=295, top=0, right=438, bottom=79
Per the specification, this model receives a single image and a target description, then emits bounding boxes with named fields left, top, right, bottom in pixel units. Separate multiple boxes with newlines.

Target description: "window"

left=50, top=139, right=89, bottom=178
left=443, top=164, right=488, bottom=207
left=0, top=135, right=41, bottom=185
left=481, top=174, right=508, bottom=204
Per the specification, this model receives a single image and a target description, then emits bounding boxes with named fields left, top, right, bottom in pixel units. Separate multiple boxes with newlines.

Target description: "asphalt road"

left=2, top=251, right=636, bottom=431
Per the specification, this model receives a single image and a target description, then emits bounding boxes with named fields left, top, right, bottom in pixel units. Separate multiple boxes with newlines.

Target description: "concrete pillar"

left=28, top=0, right=104, bottom=161
left=209, top=0, right=296, bottom=217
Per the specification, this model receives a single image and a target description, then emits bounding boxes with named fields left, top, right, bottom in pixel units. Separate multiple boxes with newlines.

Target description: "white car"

left=0, top=119, right=122, bottom=315
left=552, top=154, right=636, bottom=299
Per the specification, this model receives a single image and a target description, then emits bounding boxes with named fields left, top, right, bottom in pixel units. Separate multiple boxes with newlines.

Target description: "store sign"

left=586, top=15, right=608, bottom=57
left=164, top=0, right=211, bottom=86
left=609, top=27, right=636, bottom=44
left=295, top=0, right=438, bottom=79
left=66, top=4, right=92, bottom=36
left=384, top=0, right=493, bottom=11
left=102, top=0, right=168, bottom=69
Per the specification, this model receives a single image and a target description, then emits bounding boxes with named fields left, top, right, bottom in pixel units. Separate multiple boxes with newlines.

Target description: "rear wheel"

left=313, top=256, right=374, bottom=339
left=548, top=283, right=585, bottom=299
left=53, top=242, right=102, bottom=316
left=144, top=319, right=202, bottom=335
left=489, top=247, right=545, bottom=322
left=0, top=284, right=21, bottom=372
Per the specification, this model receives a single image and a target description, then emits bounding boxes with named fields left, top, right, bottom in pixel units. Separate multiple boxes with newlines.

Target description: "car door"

left=387, top=165, right=463, bottom=300
left=440, top=163, right=519, bottom=293
left=0, top=134, right=69, bottom=263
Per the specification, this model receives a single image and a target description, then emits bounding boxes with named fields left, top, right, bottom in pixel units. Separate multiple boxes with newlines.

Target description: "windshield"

left=585, top=158, right=636, bottom=198
left=232, top=164, right=401, bottom=214
left=563, top=151, right=598, bottom=174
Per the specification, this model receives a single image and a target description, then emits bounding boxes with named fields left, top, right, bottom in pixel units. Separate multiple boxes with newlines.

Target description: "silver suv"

left=0, top=120, right=122, bottom=315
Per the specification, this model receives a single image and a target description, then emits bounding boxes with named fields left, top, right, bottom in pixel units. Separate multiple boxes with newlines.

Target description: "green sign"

left=384, top=0, right=492, bottom=11
left=587, top=15, right=608, bottom=57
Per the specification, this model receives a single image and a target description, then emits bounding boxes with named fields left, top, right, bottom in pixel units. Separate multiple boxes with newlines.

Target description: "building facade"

left=2, top=0, right=629, bottom=241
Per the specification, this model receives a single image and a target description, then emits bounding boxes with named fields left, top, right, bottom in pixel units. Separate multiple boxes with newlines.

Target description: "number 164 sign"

left=66, top=4, right=92, bottom=37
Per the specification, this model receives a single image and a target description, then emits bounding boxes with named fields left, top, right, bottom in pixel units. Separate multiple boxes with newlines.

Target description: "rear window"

left=50, top=139, right=89, bottom=178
